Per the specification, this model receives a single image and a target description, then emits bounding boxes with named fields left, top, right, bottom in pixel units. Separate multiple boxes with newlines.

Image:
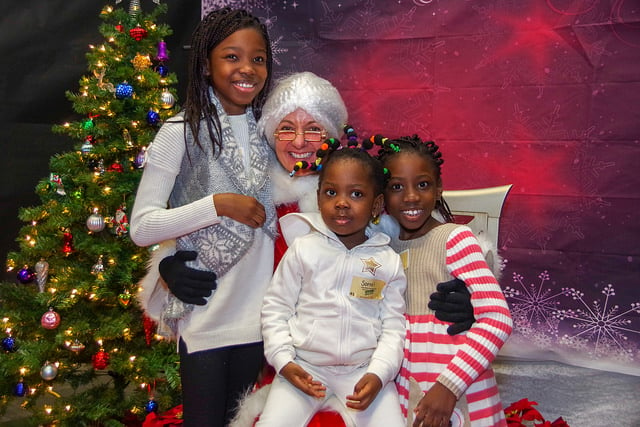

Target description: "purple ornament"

left=156, top=40, right=169, bottom=62
left=17, top=267, right=35, bottom=284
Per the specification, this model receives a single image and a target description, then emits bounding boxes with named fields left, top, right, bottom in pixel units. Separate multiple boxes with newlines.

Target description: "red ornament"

left=115, top=23, right=124, bottom=32
left=129, top=25, right=148, bottom=41
left=62, top=229, right=74, bottom=254
left=92, top=348, right=110, bottom=370
left=108, top=162, right=124, bottom=172
left=143, top=314, right=156, bottom=346
left=41, top=308, right=61, bottom=329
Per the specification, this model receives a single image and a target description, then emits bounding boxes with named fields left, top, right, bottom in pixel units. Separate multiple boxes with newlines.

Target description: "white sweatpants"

left=255, top=360, right=404, bottom=427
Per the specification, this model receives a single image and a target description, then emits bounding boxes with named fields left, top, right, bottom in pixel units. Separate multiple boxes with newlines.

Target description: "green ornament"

left=82, top=118, right=94, bottom=130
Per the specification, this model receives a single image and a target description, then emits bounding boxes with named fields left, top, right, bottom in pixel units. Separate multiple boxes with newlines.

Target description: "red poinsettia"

left=504, top=398, right=569, bottom=427
left=143, top=404, right=183, bottom=427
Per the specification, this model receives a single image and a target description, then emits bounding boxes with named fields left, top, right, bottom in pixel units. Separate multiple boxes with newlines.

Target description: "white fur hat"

left=258, top=72, right=348, bottom=148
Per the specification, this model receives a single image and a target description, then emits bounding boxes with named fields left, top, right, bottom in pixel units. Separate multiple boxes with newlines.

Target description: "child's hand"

left=213, top=193, right=266, bottom=228
left=345, top=373, right=382, bottom=411
left=280, top=362, right=326, bottom=398
left=412, top=382, right=456, bottom=427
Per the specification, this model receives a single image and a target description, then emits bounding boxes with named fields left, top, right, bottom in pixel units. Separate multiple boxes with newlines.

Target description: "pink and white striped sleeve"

left=436, top=226, right=513, bottom=398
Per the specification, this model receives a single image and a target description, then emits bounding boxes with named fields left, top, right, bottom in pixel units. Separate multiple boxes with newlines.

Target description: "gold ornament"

left=131, top=53, right=152, bottom=71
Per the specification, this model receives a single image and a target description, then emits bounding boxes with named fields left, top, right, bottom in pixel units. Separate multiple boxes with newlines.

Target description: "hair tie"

left=289, top=161, right=309, bottom=177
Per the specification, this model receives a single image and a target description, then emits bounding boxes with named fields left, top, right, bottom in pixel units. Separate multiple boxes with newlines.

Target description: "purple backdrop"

left=202, top=0, right=640, bottom=375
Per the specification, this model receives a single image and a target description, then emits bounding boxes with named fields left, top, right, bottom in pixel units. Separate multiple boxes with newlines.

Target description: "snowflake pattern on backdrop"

left=202, top=0, right=267, bottom=16
left=557, top=284, right=640, bottom=362
left=504, top=269, right=640, bottom=366
left=200, top=0, right=288, bottom=66
left=503, top=270, right=564, bottom=339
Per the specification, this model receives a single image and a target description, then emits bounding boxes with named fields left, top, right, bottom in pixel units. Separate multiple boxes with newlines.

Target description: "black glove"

left=428, top=278, right=475, bottom=336
left=159, top=250, right=217, bottom=305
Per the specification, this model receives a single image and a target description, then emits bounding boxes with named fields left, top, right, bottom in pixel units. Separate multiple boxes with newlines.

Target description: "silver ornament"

left=40, top=362, right=58, bottom=381
left=87, top=210, right=106, bottom=232
left=35, top=258, right=49, bottom=293
left=129, top=0, right=141, bottom=17
left=160, top=90, right=175, bottom=109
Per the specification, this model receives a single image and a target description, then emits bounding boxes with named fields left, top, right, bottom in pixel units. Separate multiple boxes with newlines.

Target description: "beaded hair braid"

left=374, top=134, right=455, bottom=223
left=289, top=124, right=377, bottom=177
left=183, top=8, right=273, bottom=155
left=318, top=139, right=387, bottom=197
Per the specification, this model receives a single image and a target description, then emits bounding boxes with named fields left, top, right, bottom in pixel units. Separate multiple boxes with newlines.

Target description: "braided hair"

left=318, top=137, right=387, bottom=197
left=184, top=8, right=272, bottom=154
left=374, top=134, right=454, bottom=223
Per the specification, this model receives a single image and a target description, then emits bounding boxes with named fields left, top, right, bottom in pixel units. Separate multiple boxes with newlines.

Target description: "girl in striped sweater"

left=376, top=135, right=513, bottom=427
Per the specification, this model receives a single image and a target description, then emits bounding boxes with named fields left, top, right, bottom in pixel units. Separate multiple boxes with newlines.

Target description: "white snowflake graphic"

left=556, top=284, right=640, bottom=361
left=270, top=35, right=288, bottom=66
left=504, top=270, right=564, bottom=337
left=202, top=0, right=267, bottom=16
left=504, top=269, right=640, bottom=368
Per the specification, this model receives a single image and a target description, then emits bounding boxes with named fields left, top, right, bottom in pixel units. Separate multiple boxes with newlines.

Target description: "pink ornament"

left=41, top=308, right=61, bottom=329
left=156, top=40, right=169, bottom=62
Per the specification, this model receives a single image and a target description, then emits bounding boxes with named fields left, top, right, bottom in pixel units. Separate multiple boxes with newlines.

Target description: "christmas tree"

left=1, top=1, right=182, bottom=424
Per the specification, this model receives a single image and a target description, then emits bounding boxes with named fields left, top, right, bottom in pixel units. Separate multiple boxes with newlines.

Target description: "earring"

left=371, top=215, right=380, bottom=225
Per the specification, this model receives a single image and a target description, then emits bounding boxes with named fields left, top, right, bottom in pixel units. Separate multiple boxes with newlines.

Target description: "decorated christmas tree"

left=1, top=1, right=182, bottom=424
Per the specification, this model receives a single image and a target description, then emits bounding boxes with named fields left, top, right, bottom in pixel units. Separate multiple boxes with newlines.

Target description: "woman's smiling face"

left=273, top=108, right=326, bottom=176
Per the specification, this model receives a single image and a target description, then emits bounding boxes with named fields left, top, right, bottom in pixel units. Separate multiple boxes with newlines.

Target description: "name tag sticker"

left=349, top=276, right=386, bottom=300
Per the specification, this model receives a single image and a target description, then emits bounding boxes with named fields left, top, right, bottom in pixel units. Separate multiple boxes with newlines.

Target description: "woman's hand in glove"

left=159, top=251, right=217, bottom=305
left=428, top=278, right=475, bottom=335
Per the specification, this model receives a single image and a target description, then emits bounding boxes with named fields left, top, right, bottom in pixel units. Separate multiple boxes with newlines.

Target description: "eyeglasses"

left=274, top=129, right=326, bottom=143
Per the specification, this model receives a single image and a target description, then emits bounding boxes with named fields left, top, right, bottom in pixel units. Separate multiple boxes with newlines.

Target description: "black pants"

left=179, top=339, right=264, bottom=427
